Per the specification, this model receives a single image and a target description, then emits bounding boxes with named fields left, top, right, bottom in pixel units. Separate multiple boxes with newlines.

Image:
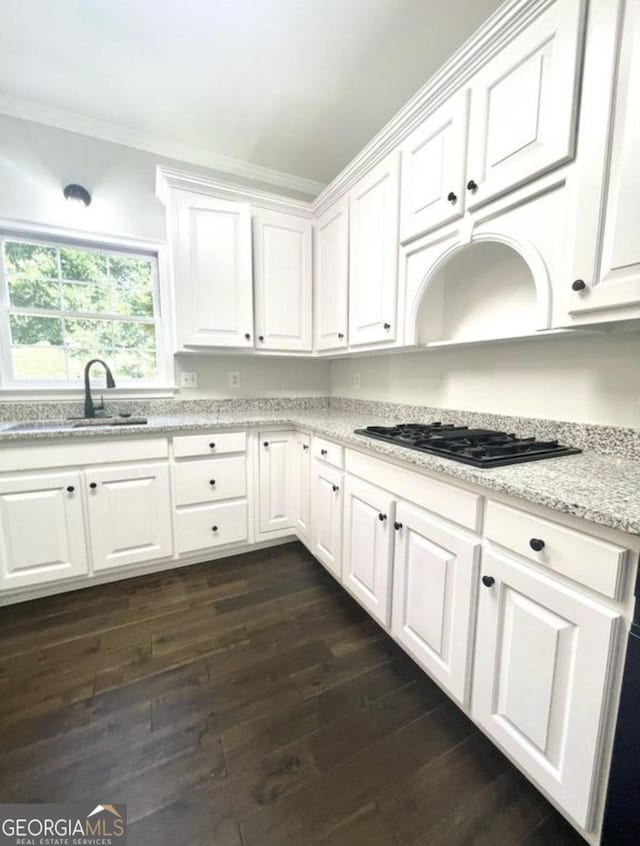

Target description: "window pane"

left=4, top=242, right=58, bottom=277
left=114, top=321, right=155, bottom=349
left=62, top=282, right=110, bottom=314
left=65, top=317, right=114, bottom=350
left=8, top=277, right=60, bottom=310
left=60, top=248, right=108, bottom=282
left=114, top=349, right=157, bottom=380
left=110, top=256, right=154, bottom=316
left=67, top=348, right=115, bottom=381
left=12, top=346, right=67, bottom=379
left=9, top=314, right=64, bottom=346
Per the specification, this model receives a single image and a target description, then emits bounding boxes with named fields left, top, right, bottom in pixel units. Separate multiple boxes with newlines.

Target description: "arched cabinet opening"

left=414, top=240, right=548, bottom=347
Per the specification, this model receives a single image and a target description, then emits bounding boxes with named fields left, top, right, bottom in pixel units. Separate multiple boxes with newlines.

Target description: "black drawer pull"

left=529, top=538, right=545, bottom=552
left=66, top=485, right=75, bottom=493
left=212, top=525, right=219, bottom=532
left=447, top=191, right=457, bottom=203
left=332, top=484, right=339, bottom=492
left=394, top=521, right=403, bottom=530
left=209, top=442, right=216, bottom=449
left=467, top=179, right=478, bottom=192
left=320, top=448, right=328, bottom=456
left=209, top=479, right=216, bottom=486
left=378, top=513, right=387, bottom=522
left=263, top=441, right=269, bottom=448
left=89, top=482, right=97, bottom=490
left=482, top=575, right=495, bottom=588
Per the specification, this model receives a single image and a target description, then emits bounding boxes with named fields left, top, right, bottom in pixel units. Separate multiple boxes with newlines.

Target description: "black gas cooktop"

left=354, top=422, right=581, bottom=468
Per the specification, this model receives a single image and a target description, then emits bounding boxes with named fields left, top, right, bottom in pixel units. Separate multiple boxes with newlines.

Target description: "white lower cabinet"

left=294, top=432, right=311, bottom=540
left=258, top=431, right=296, bottom=534
left=342, top=476, right=395, bottom=626
left=177, top=501, right=248, bottom=554
left=391, top=502, right=480, bottom=704
left=86, top=462, right=173, bottom=571
left=0, top=471, right=88, bottom=589
left=312, top=461, right=343, bottom=579
left=473, top=547, right=621, bottom=829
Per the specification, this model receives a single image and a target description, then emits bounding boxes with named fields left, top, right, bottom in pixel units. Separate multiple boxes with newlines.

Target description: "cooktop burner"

left=354, top=422, right=581, bottom=467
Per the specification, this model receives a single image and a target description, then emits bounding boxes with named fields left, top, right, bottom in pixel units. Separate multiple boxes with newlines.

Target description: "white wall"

left=330, top=332, right=640, bottom=427
left=0, top=114, right=331, bottom=398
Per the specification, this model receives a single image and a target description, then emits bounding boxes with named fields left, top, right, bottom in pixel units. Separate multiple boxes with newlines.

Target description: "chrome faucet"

left=83, top=359, right=116, bottom=418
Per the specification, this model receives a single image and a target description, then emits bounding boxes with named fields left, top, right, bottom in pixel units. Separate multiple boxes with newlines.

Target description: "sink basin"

left=4, top=417, right=148, bottom=433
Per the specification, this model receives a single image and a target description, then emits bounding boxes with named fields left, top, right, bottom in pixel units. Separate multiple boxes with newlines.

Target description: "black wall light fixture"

left=63, top=184, right=92, bottom=206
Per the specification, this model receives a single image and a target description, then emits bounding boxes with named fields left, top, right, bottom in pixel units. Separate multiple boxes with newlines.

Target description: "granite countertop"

left=1, top=409, right=639, bottom=536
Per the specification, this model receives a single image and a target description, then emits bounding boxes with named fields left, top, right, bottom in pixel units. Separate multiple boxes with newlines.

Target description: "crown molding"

left=0, top=93, right=325, bottom=199
left=155, top=166, right=314, bottom=217
left=312, top=0, right=556, bottom=216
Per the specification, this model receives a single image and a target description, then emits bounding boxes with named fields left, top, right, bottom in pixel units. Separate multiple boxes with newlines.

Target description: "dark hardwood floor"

left=0, top=541, right=586, bottom=846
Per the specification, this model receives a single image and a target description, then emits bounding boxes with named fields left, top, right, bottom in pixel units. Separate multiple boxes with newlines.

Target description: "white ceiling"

left=0, top=0, right=503, bottom=188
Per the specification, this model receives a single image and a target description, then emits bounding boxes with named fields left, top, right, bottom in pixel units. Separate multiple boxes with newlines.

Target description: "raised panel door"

left=314, top=197, right=349, bottom=351
left=312, top=462, right=343, bottom=579
left=258, top=431, right=295, bottom=534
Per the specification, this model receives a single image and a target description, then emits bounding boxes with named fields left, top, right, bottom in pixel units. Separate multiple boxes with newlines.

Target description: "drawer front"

left=313, top=436, right=344, bottom=469
left=173, top=431, right=246, bottom=459
left=176, top=501, right=248, bottom=554
left=485, top=500, right=628, bottom=598
left=174, top=456, right=247, bottom=506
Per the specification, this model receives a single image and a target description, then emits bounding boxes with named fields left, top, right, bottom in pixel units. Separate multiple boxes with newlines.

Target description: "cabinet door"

left=86, top=463, right=173, bottom=571
left=569, top=0, right=640, bottom=318
left=342, top=476, right=395, bottom=627
left=473, top=548, right=620, bottom=829
left=294, top=432, right=311, bottom=540
left=0, top=472, right=88, bottom=590
left=253, top=210, right=312, bottom=350
left=312, top=462, right=343, bottom=579
left=466, top=0, right=585, bottom=210
left=173, top=189, right=253, bottom=348
left=348, top=152, right=400, bottom=346
left=399, top=91, right=469, bottom=243
left=391, top=503, right=480, bottom=704
left=314, top=197, right=349, bottom=351
left=258, top=431, right=295, bottom=534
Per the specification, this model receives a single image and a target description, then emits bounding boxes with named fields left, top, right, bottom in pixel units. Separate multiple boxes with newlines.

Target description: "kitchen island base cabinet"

left=86, top=463, right=173, bottom=571
left=342, top=476, right=395, bottom=627
left=312, top=462, right=343, bottom=579
left=473, top=548, right=621, bottom=830
left=391, top=503, right=480, bottom=704
left=0, top=471, right=88, bottom=590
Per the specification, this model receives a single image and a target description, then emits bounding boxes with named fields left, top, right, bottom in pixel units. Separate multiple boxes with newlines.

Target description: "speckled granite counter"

left=1, top=406, right=639, bottom=536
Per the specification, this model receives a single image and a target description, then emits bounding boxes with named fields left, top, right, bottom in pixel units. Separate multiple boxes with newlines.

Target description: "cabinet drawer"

left=312, top=436, right=344, bottom=469
left=173, top=456, right=246, bottom=506
left=485, top=500, right=628, bottom=598
left=176, top=501, right=248, bottom=554
left=173, top=431, right=246, bottom=458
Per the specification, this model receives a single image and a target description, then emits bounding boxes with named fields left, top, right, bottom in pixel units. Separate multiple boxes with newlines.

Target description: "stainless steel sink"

left=4, top=417, right=148, bottom=433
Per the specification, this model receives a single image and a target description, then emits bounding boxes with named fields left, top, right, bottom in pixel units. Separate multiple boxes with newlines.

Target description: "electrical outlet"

left=180, top=370, right=199, bottom=388
left=353, top=372, right=361, bottom=389
left=228, top=371, right=240, bottom=388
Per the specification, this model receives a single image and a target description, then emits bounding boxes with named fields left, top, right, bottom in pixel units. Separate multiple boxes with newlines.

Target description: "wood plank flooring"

left=0, top=541, right=586, bottom=846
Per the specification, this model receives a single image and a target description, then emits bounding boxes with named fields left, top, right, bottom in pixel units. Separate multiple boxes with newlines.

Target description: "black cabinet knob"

left=394, top=521, right=403, bottom=530
left=302, top=444, right=309, bottom=450
left=89, top=482, right=97, bottom=489
left=383, top=322, right=391, bottom=330
left=320, top=448, right=328, bottom=456
left=66, top=485, right=75, bottom=493
left=482, top=575, right=495, bottom=588
left=467, top=179, right=478, bottom=192
left=332, top=484, right=339, bottom=493
left=244, top=332, right=251, bottom=340
left=338, top=332, right=344, bottom=339
left=572, top=279, right=586, bottom=292
left=378, top=513, right=387, bottom=522
left=209, top=442, right=216, bottom=449
left=258, top=335, right=265, bottom=342
left=529, top=538, right=545, bottom=552
left=263, top=441, right=269, bottom=447
left=447, top=191, right=457, bottom=203
left=212, top=525, right=218, bottom=532
left=209, top=479, right=216, bottom=486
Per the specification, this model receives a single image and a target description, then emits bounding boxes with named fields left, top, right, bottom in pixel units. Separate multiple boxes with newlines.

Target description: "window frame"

left=0, top=227, right=174, bottom=394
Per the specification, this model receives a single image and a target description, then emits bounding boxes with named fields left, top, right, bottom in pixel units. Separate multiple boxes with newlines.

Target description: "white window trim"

left=0, top=220, right=177, bottom=395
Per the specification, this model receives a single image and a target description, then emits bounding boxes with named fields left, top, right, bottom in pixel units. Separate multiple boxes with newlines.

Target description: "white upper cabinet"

left=465, top=0, right=585, bottom=210
left=314, top=197, right=349, bottom=351
left=568, top=0, right=640, bottom=320
left=342, top=476, right=395, bottom=626
left=348, top=152, right=400, bottom=347
left=399, top=91, right=470, bottom=244
left=172, top=189, right=253, bottom=349
left=473, top=548, right=620, bottom=830
left=253, top=209, right=313, bottom=351
left=0, top=472, right=88, bottom=590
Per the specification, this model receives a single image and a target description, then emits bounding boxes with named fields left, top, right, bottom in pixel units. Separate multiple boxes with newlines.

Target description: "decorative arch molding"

left=405, top=230, right=552, bottom=346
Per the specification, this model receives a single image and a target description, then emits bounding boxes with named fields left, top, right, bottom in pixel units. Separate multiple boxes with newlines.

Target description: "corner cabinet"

left=257, top=431, right=296, bottom=535
left=473, top=548, right=620, bottom=830
left=171, top=189, right=254, bottom=349
left=294, top=432, right=311, bottom=540
left=253, top=210, right=313, bottom=351
left=348, top=152, right=400, bottom=347
left=314, top=197, right=349, bottom=351
left=0, top=472, right=88, bottom=590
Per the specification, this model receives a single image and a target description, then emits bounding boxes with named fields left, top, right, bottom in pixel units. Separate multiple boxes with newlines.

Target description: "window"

left=0, top=235, right=165, bottom=387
